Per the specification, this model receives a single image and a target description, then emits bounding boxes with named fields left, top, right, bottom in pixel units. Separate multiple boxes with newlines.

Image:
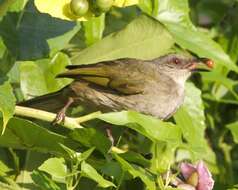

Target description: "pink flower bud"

left=180, top=161, right=214, bottom=190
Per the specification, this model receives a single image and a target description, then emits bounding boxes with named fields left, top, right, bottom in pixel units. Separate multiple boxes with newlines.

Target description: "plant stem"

left=14, top=106, right=101, bottom=130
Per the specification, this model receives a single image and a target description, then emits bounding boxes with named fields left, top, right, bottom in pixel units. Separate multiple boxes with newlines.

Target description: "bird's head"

left=156, top=53, right=214, bottom=86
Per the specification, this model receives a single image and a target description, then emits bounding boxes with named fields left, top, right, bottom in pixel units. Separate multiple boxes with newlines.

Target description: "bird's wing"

left=57, top=59, right=151, bottom=95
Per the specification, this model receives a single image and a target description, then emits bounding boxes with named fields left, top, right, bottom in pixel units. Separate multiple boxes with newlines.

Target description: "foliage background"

left=0, top=0, right=238, bottom=189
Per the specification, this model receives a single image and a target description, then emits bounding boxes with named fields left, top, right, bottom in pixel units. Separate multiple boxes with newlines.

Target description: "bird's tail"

left=18, top=90, right=68, bottom=113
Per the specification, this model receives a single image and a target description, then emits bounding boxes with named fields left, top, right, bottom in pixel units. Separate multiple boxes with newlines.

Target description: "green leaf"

left=20, top=53, right=72, bottom=99
left=31, top=170, right=61, bottom=190
left=69, top=128, right=111, bottom=155
left=83, top=14, right=105, bottom=46
left=165, top=24, right=238, bottom=72
left=39, top=157, right=67, bottom=181
left=114, top=154, right=156, bottom=190
left=0, top=117, right=69, bottom=157
left=0, top=0, right=15, bottom=17
left=0, top=81, right=15, bottom=134
left=152, top=0, right=193, bottom=27
left=201, top=72, right=238, bottom=101
left=7, top=0, right=27, bottom=12
left=227, top=121, right=238, bottom=143
left=76, top=147, right=95, bottom=162
left=0, top=37, right=5, bottom=58
left=174, top=83, right=215, bottom=162
left=71, top=15, right=174, bottom=65
left=0, top=51, right=15, bottom=83
left=60, top=144, right=95, bottom=163
left=100, top=161, right=124, bottom=183
left=38, top=53, right=72, bottom=93
left=98, top=111, right=182, bottom=145
left=151, top=142, right=176, bottom=172
left=48, top=22, right=81, bottom=55
left=119, top=151, right=151, bottom=167
left=0, top=2, right=77, bottom=60
left=138, top=0, right=153, bottom=15
left=81, top=161, right=116, bottom=188
left=20, top=61, right=48, bottom=98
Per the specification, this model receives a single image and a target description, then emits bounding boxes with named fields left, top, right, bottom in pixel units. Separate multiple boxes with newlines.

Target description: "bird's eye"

left=174, top=58, right=180, bottom=64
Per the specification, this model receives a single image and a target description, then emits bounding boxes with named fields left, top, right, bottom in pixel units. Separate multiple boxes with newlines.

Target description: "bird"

left=19, top=53, right=213, bottom=123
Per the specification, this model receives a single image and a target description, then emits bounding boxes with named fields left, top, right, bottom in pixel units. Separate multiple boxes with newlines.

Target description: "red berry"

left=206, top=59, right=214, bottom=68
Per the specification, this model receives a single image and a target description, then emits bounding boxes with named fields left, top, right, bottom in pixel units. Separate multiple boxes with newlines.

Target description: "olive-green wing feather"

left=57, top=59, right=147, bottom=94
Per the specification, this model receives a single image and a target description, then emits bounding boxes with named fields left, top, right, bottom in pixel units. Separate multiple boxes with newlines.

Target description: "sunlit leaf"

left=98, top=111, right=182, bottom=145
left=174, top=83, right=216, bottom=163
left=71, top=15, right=174, bottom=65
left=39, top=157, right=67, bottom=182
left=114, top=0, right=138, bottom=7
left=20, top=53, right=72, bottom=99
left=152, top=0, right=193, bottom=27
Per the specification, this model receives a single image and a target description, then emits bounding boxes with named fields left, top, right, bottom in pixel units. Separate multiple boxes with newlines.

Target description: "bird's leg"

left=105, top=126, right=114, bottom=146
left=52, top=97, right=74, bottom=125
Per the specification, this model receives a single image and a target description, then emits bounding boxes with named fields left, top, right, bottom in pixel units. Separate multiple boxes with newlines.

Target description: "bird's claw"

left=52, top=110, right=66, bottom=125
left=52, top=97, right=74, bottom=126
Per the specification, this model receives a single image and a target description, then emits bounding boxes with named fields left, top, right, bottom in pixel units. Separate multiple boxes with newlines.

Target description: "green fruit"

left=96, top=0, right=113, bottom=12
left=70, top=0, right=89, bottom=16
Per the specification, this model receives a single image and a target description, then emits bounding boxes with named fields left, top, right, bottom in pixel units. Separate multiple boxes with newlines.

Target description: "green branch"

left=14, top=106, right=102, bottom=130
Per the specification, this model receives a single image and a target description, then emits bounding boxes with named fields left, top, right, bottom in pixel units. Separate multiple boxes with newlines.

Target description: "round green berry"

left=70, top=0, right=89, bottom=16
left=96, top=0, right=113, bottom=12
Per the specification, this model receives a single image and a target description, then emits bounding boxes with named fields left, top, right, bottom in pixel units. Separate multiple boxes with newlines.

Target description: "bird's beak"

left=192, top=58, right=214, bottom=72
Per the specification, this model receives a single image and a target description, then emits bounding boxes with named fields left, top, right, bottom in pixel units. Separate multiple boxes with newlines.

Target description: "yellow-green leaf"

left=0, top=81, right=16, bottom=134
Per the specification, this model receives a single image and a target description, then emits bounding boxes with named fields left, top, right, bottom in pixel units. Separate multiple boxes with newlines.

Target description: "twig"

left=14, top=106, right=101, bottom=130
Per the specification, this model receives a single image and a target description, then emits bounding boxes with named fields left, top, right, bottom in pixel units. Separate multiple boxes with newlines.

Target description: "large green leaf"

left=174, top=83, right=215, bottom=163
left=0, top=81, right=15, bottom=134
left=98, top=111, right=182, bottom=145
left=0, top=1, right=77, bottom=60
left=71, top=15, right=174, bottom=65
left=0, top=117, right=69, bottom=157
left=81, top=161, right=115, bottom=188
left=114, top=154, right=156, bottom=190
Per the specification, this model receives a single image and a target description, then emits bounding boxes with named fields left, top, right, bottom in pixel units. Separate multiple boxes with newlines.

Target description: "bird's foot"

left=52, top=110, right=66, bottom=125
left=52, top=97, right=74, bottom=125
